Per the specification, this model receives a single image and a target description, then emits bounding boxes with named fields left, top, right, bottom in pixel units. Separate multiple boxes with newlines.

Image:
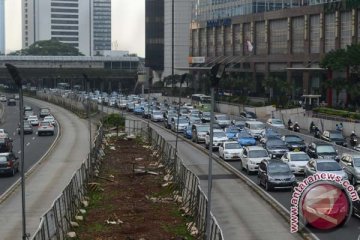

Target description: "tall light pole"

left=174, top=74, right=187, bottom=155
left=171, top=0, right=174, bottom=89
left=5, top=63, right=28, bottom=240
left=205, top=63, right=225, bottom=240
left=83, top=74, right=92, bottom=160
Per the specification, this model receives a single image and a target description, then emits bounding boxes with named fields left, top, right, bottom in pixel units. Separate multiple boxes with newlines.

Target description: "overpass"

left=0, top=56, right=141, bottom=92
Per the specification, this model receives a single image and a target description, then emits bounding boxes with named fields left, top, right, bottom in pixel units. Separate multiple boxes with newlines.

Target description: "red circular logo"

left=301, top=183, right=350, bottom=230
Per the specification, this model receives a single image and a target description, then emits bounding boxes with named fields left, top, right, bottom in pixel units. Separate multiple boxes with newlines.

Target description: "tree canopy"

left=9, top=39, right=84, bottom=56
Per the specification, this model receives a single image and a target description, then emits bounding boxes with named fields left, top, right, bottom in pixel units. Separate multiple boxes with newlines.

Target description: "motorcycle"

left=350, top=136, right=358, bottom=147
left=314, top=129, right=321, bottom=138
left=288, top=124, right=294, bottom=131
left=293, top=124, right=300, bottom=132
left=310, top=125, right=316, bottom=134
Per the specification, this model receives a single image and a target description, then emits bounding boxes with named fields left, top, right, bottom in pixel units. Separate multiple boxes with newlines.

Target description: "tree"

left=9, top=39, right=84, bottom=56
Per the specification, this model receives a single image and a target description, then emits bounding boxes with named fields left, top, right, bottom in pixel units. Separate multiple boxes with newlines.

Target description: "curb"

left=0, top=108, right=62, bottom=205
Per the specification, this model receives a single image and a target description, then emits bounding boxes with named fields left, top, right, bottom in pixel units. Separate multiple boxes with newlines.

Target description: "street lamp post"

left=174, top=74, right=187, bottom=155
left=83, top=74, right=92, bottom=161
left=5, top=63, right=28, bottom=240
left=205, top=64, right=225, bottom=240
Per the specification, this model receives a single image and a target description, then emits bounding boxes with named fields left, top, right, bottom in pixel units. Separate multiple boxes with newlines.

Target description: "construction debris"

left=105, top=213, right=124, bottom=225
left=70, top=221, right=79, bottom=228
left=66, top=232, right=77, bottom=238
left=75, top=215, right=84, bottom=221
left=163, top=174, right=173, bottom=182
left=186, top=222, right=199, bottom=236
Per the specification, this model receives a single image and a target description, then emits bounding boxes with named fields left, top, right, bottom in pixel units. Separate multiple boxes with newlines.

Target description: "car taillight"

left=7, top=161, right=13, bottom=167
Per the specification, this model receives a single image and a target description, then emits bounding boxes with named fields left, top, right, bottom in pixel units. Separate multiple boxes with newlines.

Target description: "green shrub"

left=102, top=113, right=125, bottom=129
left=313, top=107, right=360, bottom=120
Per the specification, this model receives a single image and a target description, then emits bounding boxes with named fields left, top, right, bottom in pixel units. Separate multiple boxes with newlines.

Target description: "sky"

left=4, top=0, right=145, bottom=57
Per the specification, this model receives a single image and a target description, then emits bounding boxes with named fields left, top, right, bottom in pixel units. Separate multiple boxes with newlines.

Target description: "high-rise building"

left=93, top=0, right=111, bottom=55
left=145, top=0, right=164, bottom=72
left=0, top=0, right=4, bottom=54
left=22, top=0, right=111, bottom=56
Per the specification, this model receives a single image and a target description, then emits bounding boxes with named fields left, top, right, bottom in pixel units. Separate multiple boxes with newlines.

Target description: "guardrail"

left=31, top=124, right=104, bottom=240
left=125, top=118, right=224, bottom=240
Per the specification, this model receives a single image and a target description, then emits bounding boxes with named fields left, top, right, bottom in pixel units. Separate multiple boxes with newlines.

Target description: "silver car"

left=304, top=159, right=348, bottom=180
left=339, top=153, right=360, bottom=185
left=281, top=151, right=310, bottom=175
left=214, top=114, right=231, bottom=128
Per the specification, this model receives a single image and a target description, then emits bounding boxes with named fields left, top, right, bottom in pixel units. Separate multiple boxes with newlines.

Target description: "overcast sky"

left=4, top=0, right=145, bottom=57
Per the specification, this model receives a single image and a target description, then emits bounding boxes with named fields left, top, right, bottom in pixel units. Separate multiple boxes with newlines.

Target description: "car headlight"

left=290, top=176, right=296, bottom=181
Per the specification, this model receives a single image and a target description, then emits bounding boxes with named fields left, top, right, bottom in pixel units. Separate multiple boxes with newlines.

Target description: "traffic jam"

left=0, top=94, right=56, bottom=177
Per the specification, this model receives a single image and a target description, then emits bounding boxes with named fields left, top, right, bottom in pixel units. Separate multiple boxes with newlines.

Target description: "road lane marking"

left=26, top=142, right=30, bottom=146
left=18, top=151, right=21, bottom=154
left=13, top=132, right=16, bottom=136
left=32, top=137, right=35, bottom=140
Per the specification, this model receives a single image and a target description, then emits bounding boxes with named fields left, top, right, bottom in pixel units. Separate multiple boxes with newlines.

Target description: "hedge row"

left=313, top=107, right=360, bottom=120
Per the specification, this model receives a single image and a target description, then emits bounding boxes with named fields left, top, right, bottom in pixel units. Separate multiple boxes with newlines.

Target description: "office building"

left=93, top=0, right=111, bottom=55
left=22, top=0, right=111, bottom=56
left=190, top=0, right=360, bottom=102
left=0, top=0, right=4, bottom=54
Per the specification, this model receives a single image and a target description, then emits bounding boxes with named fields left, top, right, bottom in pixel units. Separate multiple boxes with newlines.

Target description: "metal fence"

left=31, top=124, right=104, bottom=240
left=126, top=118, right=224, bottom=240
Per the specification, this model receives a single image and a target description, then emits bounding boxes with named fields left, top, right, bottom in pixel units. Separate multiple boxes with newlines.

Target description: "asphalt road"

left=116, top=107, right=360, bottom=240
left=0, top=99, right=58, bottom=196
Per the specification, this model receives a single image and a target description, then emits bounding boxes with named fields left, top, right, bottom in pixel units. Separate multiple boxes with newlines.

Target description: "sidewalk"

left=0, top=98, right=90, bottom=239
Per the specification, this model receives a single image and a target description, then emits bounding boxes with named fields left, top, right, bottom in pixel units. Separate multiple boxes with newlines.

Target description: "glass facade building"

left=0, top=0, right=4, bottom=54
left=93, top=0, right=111, bottom=54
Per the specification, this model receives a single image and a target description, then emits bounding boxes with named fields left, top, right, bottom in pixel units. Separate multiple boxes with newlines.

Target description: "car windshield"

left=191, top=111, right=199, bottom=115
left=330, top=132, right=344, bottom=139
left=226, top=128, right=239, bottom=133
left=213, top=132, right=226, bottom=138
left=266, top=131, right=280, bottom=137
left=249, top=150, right=268, bottom=158
left=216, top=115, right=229, bottom=120
left=272, top=119, right=283, bottom=124
left=250, top=123, right=265, bottom=130
left=267, top=140, right=286, bottom=147
left=237, top=131, right=252, bottom=138
left=202, top=112, right=210, bottom=117
left=290, top=153, right=310, bottom=161
left=41, top=122, right=51, bottom=127
left=153, top=111, right=162, bottom=115
left=246, top=112, right=256, bottom=118
left=225, top=143, right=241, bottom=149
left=197, top=126, right=209, bottom=132
left=190, top=117, right=200, bottom=121
left=317, top=161, right=342, bottom=171
left=354, top=158, right=360, bottom=167
left=316, top=145, right=336, bottom=154
left=177, top=119, right=188, bottom=124
left=268, top=164, right=291, bottom=174
left=285, top=136, right=303, bottom=142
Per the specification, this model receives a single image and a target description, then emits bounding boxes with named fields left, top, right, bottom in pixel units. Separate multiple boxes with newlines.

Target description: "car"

left=258, top=159, right=296, bottom=191
left=0, top=95, right=6, bottom=102
left=240, top=111, right=257, bottom=121
left=205, top=129, right=228, bottom=150
left=281, top=151, right=310, bottom=175
left=133, top=105, right=144, bottom=115
left=339, top=153, right=360, bottom=186
left=27, top=115, right=39, bottom=126
left=24, top=111, right=34, bottom=120
left=187, top=116, right=202, bottom=125
left=151, top=110, right=164, bottom=122
left=306, top=141, right=340, bottom=162
left=266, top=118, right=285, bottom=128
left=0, top=129, right=9, bottom=138
left=14, top=94, right=19, bottom=100
left=231, top=120, right=246, bottom=130
left=7, top=98, right=16, bottom=106
left=259, top=128, right=281, bottom=144
left=17, top=121, right=34, bottom=134
left=264, top=138, right=289, bottom=159
left=171, top=117, right=189, bottom=133
left=320, top=130, right=347, bottom=147
left=219, top=141, right=242, bottom=160
left=164, top=109, right=177, bottom=121
left=353, top=186, right=360, bottom=218
left=0, top=152, right=19, bottom=176
left=142, top=108, right=151, bottom=119
left=0, top=135, right=13, bottom=153
left=164, top=113, right=177, bottom=128
left=126, top=102, right=135, bottom=112
left=281, top=135, right=306, bottom=151
left=39, top=108, right=51, bottom=118
left=240, top=146, right=270, bottom=174
left=183, top=127, right=192, bottom=139
left=244, top=121, right=265, bottom=139
left=214, top=114, right=231, bottom=128
left=179, top=108, right=191, bottom=117
left=304, top=159, right=348, bottom=180
left=191, top=124, right=209, bottom=143
left=236, top=130, right=256, bottom=146
left=199, top=111, right=211, bottom=123
left=38, top=121, right=55, bottom=136
left=189, top=109, right=200, bottom=117
left=24, top=105, right=33, bottom=112
left=224, top=127, right=240, bottom=140
left=43, top=115, right=56, bottom=126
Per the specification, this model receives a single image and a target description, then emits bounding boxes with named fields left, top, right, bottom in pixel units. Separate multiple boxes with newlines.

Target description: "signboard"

left=324, top=0, right=360, bottom=13
left=188, top=56, right=206, bottom=64
left=206, top=18, right=231, bottom=28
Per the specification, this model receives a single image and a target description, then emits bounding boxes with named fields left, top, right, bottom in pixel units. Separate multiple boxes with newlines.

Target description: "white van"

left=245, top=121, right=265, bottom=139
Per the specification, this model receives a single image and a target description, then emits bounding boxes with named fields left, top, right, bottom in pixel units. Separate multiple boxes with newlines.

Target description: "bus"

left=191, top=94, right=211, bottom=112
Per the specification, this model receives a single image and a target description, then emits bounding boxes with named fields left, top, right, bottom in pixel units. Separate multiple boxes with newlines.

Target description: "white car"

left=151, top=111, right=164, bottom=122
left=38, top=121, right=55, bottom=136
left=0, top=95, right=6, bottom=102
left=219, top=141, right=242, bottom=160
left=0, top=129, right=9, bottom=138
left=266, top=118, right=285, bottom=128
left=43, top=115, right=56, bottom=126
left=205, top=129, right=229, bottom=150
left=281, top=151, right=310, bottom=175
left=27, top=115, right=39, bottom=126
left=214, top=114, right=231, bottom=128
left=244, top=121, right=266, bottom=139
left=240, top=146, right=270, bottom=174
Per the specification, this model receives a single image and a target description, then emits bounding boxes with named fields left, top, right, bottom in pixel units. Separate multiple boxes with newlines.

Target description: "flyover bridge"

left=0, top=56, right=141, bottom=92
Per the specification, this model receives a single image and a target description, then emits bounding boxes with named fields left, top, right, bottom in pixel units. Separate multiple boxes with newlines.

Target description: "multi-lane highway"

left=104, top=104, right=360, bottom=240
left=0, top=98, right=58, bottom=196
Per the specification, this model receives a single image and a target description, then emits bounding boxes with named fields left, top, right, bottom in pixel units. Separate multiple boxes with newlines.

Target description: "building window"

left=255, top=21, right=266, bottom=55
left=292, top=17, right=304, bottom=54
left=224, top=26, right=232, bottom=56
left=207, top=28, right=215, bottom=57
left=233, top=24, right=241, bottom=56
left=310, top=15, right=320, bottom=53
left=200, top=28, right=206, bottom=56
left=325, top=13, right=335, bottom=53
left=215, top=27, right=223, bottom=56
left=340, top=11, right=351, bottom=49
left=270, top=19, right=288, bottom=54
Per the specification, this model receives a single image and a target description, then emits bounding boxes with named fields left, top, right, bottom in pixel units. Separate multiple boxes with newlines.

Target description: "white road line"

left=13, top=132, right=16, bottom=136
left=32, top=137, right=35, bottom=140
left=18, top=151, right=21, bottom=154
left=26, top=142, right=30, bottom=146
